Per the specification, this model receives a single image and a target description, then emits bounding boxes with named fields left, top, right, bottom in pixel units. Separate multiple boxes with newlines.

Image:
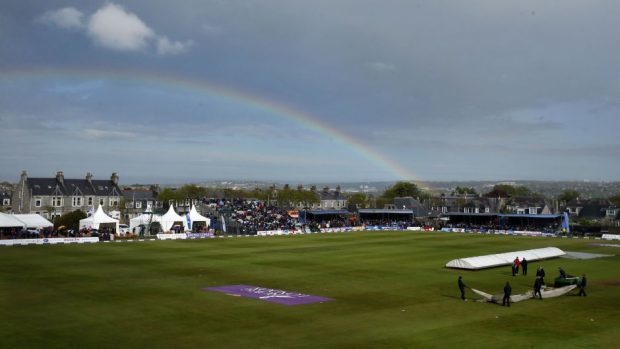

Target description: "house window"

left=126, top=201, right=133, bottom=209
left=517, top=208, right=525, bottom=214
left=52, top=196, right=62, bottom=207
left=528, top=207, right=537, bottom=214
left=607, top=209, right=617, bottom=217
left=485, top=207, right=490, bottom=213
left=135, top=201, right=142, bottom=209
left=99, top=198, right=105, bottom=206
left=87, top=197, right=93, bottom=206
left=72, top=196, right=82, bottom=207
left=441, top=207, right=448, bottom=213
left=109, top=198, right=119, bottom=207
left=34, top=199, right=42, bottom=207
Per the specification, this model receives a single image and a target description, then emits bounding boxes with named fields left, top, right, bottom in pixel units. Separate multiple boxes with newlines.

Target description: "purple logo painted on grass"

left=204, top=285, right=333, bottom=305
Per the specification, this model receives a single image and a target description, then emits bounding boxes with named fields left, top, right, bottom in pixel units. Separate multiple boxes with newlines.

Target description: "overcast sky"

left=1, top=1, right=619, bottom=184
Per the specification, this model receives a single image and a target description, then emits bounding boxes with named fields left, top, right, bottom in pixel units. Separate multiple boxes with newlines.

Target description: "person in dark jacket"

left=533, top=276, right=543, bottom=300
left=558, top=267, right=567, bottom=279
left=458, top=276, right=467, bottom=300
left=502, top=282, right=512, bottom=307
left=536, top=266, right=546, bottom=285
left=521, top=257, right=528, bottom=276
left=578, top=274, right=587, bottom=296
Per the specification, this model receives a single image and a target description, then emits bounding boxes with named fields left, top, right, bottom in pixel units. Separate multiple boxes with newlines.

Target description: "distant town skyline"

left=2, top=1, right=620, bottom=182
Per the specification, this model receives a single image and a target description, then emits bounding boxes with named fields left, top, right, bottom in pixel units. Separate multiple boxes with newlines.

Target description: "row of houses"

left=3, top=171, right=349, bottom=222
left=2, top=170, right=618, bottom=224
left=423, top=195, right=620, bottom=223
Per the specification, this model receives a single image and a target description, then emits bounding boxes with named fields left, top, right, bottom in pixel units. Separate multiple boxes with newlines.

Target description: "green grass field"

left=1, top=232, right=619, bottom=349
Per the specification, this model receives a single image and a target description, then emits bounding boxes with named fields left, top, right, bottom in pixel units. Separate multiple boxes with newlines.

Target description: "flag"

left=221, top=215, right=227, bottom=233
left=561, top=211, right=570, bottom=233
left=186, top=213, right=192, bottom=230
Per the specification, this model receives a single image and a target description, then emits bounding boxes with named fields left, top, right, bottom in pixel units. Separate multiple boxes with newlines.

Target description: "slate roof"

left=566, top=199, right=613, bottom=219
left=578, top=201, right=610, bottom=219
left=122, top=189, right=158, bottom=201
left=394, top=197, right=429, bottom=216
left=506, top=196, right=548, bottom=207
left=27, top=178, right=121, bottom=196
left=316, top=190, right=346, bottom=201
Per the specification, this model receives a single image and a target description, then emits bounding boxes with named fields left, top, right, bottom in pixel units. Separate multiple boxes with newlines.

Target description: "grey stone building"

left=310, top=186, right=348, bottom=210
left=122, top=187, right=163, bottom=221
left=12, top=170, right=123, bottom=220
left=0, top=191, right=11, bottom=212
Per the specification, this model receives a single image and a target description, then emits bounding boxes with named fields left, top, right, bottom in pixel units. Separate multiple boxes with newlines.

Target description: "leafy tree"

left=178, top=184, right=208, bottom=199
left=43, top=205, right=54, bottom=217
left=54, top=209, right=86, bottom=231
left=451, top=186, right=477, bottom=196
left=276, top=186, right=295, bottom=208
left=347, top=193, right=370, bottom=209
left=382, top=182, right=423, bottom=199
left=158, top=188, right=184, bottom=204
left=558, top=190, right=580, bottom=203
left=484, top=184, right=532, bottom=198
left=610, top=194, right=620, bottom=206
left=277, top=186, right=319, bottom=208
left=298, top=190, right=319, bottom=207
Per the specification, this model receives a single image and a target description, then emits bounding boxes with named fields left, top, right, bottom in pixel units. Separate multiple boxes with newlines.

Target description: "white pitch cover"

left=445, top=247, right=566, bottom=270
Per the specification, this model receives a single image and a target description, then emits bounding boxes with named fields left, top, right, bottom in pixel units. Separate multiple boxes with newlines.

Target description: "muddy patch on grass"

left=597, top=279, right=620, bottom=286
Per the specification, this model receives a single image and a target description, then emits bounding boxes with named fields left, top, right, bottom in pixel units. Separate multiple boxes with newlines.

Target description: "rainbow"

left=1, top=66, right=417, bottom=180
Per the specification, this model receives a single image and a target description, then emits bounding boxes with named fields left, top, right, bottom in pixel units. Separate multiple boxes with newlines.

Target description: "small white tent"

left=129, top=214, right=162, bottom=233
left=0, top=212, right=26, bottom=229
left=185, top=205, right=211, bottom=231
left=160, top=205, right=185, bottom=232
left=79, top=206, right=120, bottom=233
left=12, top=214, right=54, bottom=229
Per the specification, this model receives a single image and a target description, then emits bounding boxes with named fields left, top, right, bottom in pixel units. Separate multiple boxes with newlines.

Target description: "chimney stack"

left=111, top=172, right=119, bottom=185
left=56, top=171, right=64, bottom=185
left=86, top=172, right=93, bottom=184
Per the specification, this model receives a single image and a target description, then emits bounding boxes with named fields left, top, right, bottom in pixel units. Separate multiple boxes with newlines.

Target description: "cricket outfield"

left=1, top=232, right=618, bottom=349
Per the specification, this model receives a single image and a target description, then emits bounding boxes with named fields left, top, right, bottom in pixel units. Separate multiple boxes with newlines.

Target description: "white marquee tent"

left=445, top=247, right=566, bottom=270
left=0, top=212, right=26, bottom=229
left=12, top=214, right=54, bottom=229
left=160, top=205, right=185, bottom=232
left=129, top=214, right=163, bottom=233
left=185, top=205, right=210, bottom=230
left=79, top=206, right=119, bottom=233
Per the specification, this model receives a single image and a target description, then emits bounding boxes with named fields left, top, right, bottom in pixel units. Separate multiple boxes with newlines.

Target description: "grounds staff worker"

left=458, top=276, right=467, bottom=301
left=578, top=274, right=587, bottom=296
left=502, top=282, right=511, bottom=307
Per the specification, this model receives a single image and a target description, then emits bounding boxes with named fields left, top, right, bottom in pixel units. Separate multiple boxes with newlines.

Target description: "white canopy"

left=79, top=206, right=119, bottom=233
left=0, top=212, right=26, bottom=229
left=185, top=205, right=210, bottom=230
left=12, top=214, right=54, bottom=229
left=129, top=214, right=162, bottom=233
left=446, top=247, right=566, bottom=270
left=160, top=205, right=185, bottom=232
